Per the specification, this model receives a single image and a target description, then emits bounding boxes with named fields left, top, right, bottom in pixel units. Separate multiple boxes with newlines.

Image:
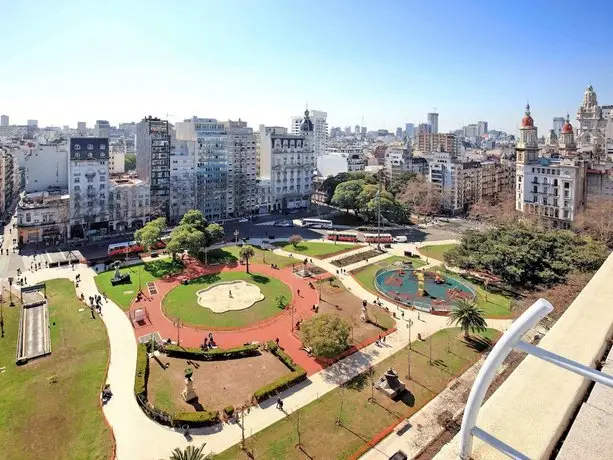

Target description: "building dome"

left=521, top=103, right=534, bottom=127
left=300, top=109, right=314, bottom=132
left=561, top=121, right=573, bottom=134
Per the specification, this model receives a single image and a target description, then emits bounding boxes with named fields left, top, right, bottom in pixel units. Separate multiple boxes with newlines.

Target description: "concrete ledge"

left=434, top=252, right=613, bottom=460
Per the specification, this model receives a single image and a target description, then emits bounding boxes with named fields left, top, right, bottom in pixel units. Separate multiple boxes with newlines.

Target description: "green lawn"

left=418, top=243, right=458, bottom=262
left=353, top=255, right=426, bottom=294
left=94, top=258, right=183, bottom=311
left=213, top=328, right=500, bottom=460
left=206, top=245, right=296, bottom=268
left=162, top=271, right=293, bottom=328
left=0, top=280, right=112, bottom=460
left=273, top=241, right=357, bottom=258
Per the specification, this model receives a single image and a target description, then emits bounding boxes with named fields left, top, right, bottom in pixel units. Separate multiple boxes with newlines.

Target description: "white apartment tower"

left=516, top=106, right=586, bottom=228
left=291, top=109, right=327, bottom=157
left=68, top=138, right=110, bottom=238
left=427, top=112, right=439, bottom=134
left=261, top=109, right=315, bottom=211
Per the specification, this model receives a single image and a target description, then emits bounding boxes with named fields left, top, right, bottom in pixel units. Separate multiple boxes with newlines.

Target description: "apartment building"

left=169, top=140, right=196, bottom=224
left=17, top=190, right=69, bottom=244
left=136, top=116, right=172, bottom=219
left=415, top=133, right=458, bottom=155
left=20, top=142, right=68, bottom=192
left=317, top=146, right=365, bottom=178
left=108, top=175, right=150, bottom=233
left=225, top=120, right=258, bottom=217
left=0, top=149, right=20, bottom=218
left=384, top=146, right=428, bottom=180
left=259, top=110, right=315, bottom=211
left=67, top=137, right=110, bottom=238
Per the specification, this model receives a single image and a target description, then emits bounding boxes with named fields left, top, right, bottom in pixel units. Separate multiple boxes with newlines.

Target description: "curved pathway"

left=22, top=240, right=511, bottom=460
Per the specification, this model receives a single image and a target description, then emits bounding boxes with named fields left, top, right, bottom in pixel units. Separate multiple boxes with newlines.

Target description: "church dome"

left=300, top=109, right=314, bottom=132
left=561, top=113, right=573, bottom=134
left=521, top=103, right=534, bottom=127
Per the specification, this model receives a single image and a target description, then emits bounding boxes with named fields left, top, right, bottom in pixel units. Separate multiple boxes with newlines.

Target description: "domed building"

left=515, top=104, right=587, bottom=228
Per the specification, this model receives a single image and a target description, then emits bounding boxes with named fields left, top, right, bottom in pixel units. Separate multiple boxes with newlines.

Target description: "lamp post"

left=173, top=318, right=183, bottom=346
left=0, top=294, right=4, bottom=338
left=205, top=246, right=208, bottom=265
left=8, top=277, right=14, bottom=307
left=408, top=318, right=414, bottom=350
left=234, top=229, right=240, bottom=243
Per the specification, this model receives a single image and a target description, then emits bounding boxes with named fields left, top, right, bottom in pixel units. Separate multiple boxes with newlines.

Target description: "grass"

left=353, top=255, right=426, bottom=294
left=273, top=241, right=357, bottom=258
left=162, top=271, right=293, bottom=328
left=418, top=243, right=458, bottom=262
left=0, top=280, right=112, bottom=460
left=206, top=245, right=296, bottom=268
left=213, top=327, right=500, bottom=460
left=94, top=258, right=183, bottom=311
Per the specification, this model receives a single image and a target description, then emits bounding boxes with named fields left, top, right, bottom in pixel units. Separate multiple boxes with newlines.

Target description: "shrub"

left=267, top=341, right=298, bottom=370
left=173, top=410, right=219, bottom=427
left=164, top=343, right=260, bottom=360
left=134, top=343, right=149, bottom=397
left=253, top=369, right=307, bottom=402
left=223, top=405, right=235, bottom=417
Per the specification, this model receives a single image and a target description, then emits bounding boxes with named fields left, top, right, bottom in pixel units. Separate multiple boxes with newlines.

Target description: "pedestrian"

left=382, top=335, right=386, bottom=343
left=418, top=312, right=421, bottom=321
left=401, top=311, right=405, bottom=319
left=276, top=397, right=284, bottom=410
left=90, top=307, right=96, bottom=319
left=275, top=337, right=280, bottom=346
left=103, top=292, right=107, bottom=302
left=297, top=289, right=301, bottom=297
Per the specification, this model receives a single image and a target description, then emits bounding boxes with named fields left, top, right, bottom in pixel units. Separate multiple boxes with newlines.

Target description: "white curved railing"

left=458, top=298, right=613, bottom=459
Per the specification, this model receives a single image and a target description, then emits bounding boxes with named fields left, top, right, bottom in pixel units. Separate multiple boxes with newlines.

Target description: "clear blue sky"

left=1, top=0, right=612, bottom=134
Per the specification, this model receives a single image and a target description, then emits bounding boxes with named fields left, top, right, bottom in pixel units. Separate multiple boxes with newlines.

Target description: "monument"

left=181, top=368, right=197, bottom=402
left=375, top=368, right=406, bottom=398
left=110, top=261, right=131, bottom=286
left=296, top=258, right=312, bottom=278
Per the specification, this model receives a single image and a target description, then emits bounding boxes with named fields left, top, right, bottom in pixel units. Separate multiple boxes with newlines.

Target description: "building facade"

left=17, top=190, right=69, bottom=244
left=94, top=120, right=111, bottom=138
left=169, top=140, right=196, bottom=224
left=0, top=149, right=20, bottom=219
left=317, top=147, right=365, bottom=178
left=22, top=142, right=68, bottom=193
left=108, top=176, right=150, bottom=233
left=68, top=137, right=110, bottom=238
left=136, top=116, right=172, bottom=219
left=427, top=112, right=439, bottom=134
left=385, top=147, right=428, bottom=180
left=225, top=120, right=258, bottom=217
left=515, top=106, right=586, bottom=227
left=415, top=133, right=458, bottom=154
left=259, top=110, right=315, bottom=211
left=576, top=85, right=607, bottom=156
left=291, top=109, right=327, bottom=157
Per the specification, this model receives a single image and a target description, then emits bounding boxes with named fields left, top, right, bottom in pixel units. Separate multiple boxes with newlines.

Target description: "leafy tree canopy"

left=444, top=222, right=607, bottom=288
left=134, top=217, right=166, bottom=250
left=179, top=210, right=208, bottom=233
left=300, top=314, right=350, bottom=358
left=331, top=179, right=366, bottom=212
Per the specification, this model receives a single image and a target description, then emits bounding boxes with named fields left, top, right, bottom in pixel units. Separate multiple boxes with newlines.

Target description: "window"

left=564, top=182, right=570, bottom=189
left=100, top=184, right=105, bottom=190
left=74, top=177, right=80, bottom=183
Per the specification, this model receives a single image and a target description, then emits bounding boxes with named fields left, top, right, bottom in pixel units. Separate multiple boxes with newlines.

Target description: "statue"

left=110, top=261, right=131, bottom=286
left=181, top=368, right=197, bottom=402
left=360, top=300, right=368, bottom=323
left=375, top=368, right=406, bottom=398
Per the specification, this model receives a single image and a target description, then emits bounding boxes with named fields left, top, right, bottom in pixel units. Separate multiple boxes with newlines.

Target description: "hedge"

left=223, top=405, right=235, bottom=417
left=164, top=343, right=260, bottom=360
left=173, top=410, right=220, bottom=427
left=134, top=343, right=149, bottom=397
left=253, top=341, right=307, bottom=402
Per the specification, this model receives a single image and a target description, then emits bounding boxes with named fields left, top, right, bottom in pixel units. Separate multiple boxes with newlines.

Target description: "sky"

left=1, top=0, right=612, bottom=134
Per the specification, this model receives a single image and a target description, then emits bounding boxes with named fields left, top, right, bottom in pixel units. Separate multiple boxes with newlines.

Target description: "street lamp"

left=173, top=318, right=183, bottom=346
left=0, top=294, right=4, bottom=338
left=7, top=277, right=14, bottom=307
left=408, top=318, right=414, bottom=350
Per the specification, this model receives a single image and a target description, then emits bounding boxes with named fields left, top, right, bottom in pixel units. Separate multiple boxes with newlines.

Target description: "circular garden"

left=162, top=271, right=293, bottom=329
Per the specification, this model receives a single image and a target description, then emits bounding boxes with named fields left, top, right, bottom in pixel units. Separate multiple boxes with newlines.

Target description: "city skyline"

left=1, top=0, right=612, bottom=133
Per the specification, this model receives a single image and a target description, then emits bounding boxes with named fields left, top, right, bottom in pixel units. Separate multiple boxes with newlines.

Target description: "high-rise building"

left=169, top=140, right=196, bottom=224
left=291, top=110, right=327, bottom=157
left=344, top=126, right=351, bottom=135
left=361, top=126, right=367, bottom=136
left=1, top=115, right=8, bottom=127
left=415, top=133, right=458, bottom=154
left=576, top=85, right=607, bottom=156
left=94, top=120, right=111, bottom=138
left=417, top=123, right=431, bottom=135
left=259, top=110, right=315, bottom=212
left=23, top=143, right=69, bottom=192
left=405, top=123, right=414, bottom=138
left=136, top=116, right=172, bottom=219
left=67, top=137, right=110, bottom=239
left=427, top=112, right=439, bottom=134
left=395, top=127, right=403, bottom=138
left=477, top=121, right=489, bottom=136
left=27, top=120, right=38, bottom=128
left=224, top=119, right=258, bottom=217
left=354, top=125, right=360, bottom=135
left=553, top=117, right=565, bottom=136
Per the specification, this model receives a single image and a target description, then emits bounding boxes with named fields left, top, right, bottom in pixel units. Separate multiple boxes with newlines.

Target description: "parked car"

left=393, top=235, right=408, bottom=243
left=238, top=218, right=249, bottom=223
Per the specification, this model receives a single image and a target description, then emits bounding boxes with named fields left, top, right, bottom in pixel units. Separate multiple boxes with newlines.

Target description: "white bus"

left=301, top=218, right=333, bottom=229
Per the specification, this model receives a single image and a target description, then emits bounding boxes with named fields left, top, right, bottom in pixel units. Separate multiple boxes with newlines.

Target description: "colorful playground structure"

left=374, top=264, right=475, bottom=313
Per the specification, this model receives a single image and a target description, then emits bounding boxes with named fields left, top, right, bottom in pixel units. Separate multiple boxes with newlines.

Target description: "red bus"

left=107, top=239, right=167, bottom=258
left=358, top=232, right=393, bottom=244
left=326, top=231, right=359, bottom=243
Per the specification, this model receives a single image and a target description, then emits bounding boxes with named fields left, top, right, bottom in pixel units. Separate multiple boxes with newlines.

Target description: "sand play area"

left=196, top=280, right=265, bottom=313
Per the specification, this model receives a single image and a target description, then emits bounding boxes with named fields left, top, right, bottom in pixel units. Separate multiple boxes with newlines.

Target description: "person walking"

left=276, top=397, right=284, bottom=410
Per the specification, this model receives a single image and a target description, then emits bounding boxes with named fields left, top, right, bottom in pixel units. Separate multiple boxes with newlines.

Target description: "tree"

left=134, top=217, right=166, bottom=251
left=166, top=443, right=210, bottom=460
left=468, top=191, right=518, bottom=225
left=167, top=225, right=207, bottom=259
left=331, top=180, right=366, bottom=213
left=399, top=175, right=443, bottom=219
left=444, top=222, right=607, bottom=288
left=125, top=153, right=136, bottom=171
left=300, top=314, right=351, bottom=358
left=321, top=171, right=377, bottom=203
left=574, top=197, right=613, bottom=248
left=447, top=299, right=487, bottom=339
left=288, top=234, right=303, bottom=248
left=179, top=210, right=208, bottom=233
left=239, top=245, right=256, bottom=273
left=388, top=171, right=417, bottom=197
left=205, top=223, right=225, bottom=245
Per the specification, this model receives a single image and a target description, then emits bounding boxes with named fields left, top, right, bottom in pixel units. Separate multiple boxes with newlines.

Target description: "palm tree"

left=447, top=299, right=487, bottom=339
left=239, top=245, right=256, bottom=274
left=167, top=443, right=209, bottom=460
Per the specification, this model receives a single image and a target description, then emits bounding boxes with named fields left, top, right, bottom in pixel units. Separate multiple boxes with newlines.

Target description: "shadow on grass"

left=397, top=390, right=416, bottom=408
left=144, top=258, right=184, bottom=278
left=190, top=273, right=222, bottom=285
left=250, top=274, right=270, bottom=284
left=462, top=335, right=492, bottom=352
left=205, top=248, right=239, bottom=265
left=187, top=397, right=205, bottom=412
left=344, top=372, right=369, bottom=391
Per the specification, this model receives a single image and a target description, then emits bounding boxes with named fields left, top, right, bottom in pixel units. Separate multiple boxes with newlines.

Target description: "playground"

left=375, top=266, right=475, bottom=312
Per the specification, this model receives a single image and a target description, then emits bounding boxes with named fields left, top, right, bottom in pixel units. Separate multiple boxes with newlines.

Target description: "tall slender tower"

left=515, top=103, right=539, bottom=164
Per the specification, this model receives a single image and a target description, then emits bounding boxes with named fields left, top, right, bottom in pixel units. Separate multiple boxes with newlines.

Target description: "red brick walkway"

left=128, top=257, right=325, bottom=375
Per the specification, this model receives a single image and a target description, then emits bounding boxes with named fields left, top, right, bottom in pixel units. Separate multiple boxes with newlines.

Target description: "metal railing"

left=458, top=298, right=613, bottom=459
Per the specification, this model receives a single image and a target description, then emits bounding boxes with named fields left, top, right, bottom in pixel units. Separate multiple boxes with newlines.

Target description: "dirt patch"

left=148, top=352, right=290, bottom=413
left=317, top=280, right=395, bottom=344
left=331, top=249, right=383, bottom=267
